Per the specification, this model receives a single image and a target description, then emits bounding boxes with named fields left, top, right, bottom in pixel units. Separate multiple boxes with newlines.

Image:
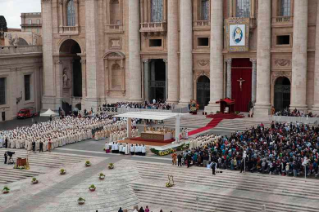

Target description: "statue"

left=63, top=69, right=69, bottom=88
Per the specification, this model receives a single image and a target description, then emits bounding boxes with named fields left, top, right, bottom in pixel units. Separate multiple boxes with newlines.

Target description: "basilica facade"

left=41, top=0, right=319, bottom=115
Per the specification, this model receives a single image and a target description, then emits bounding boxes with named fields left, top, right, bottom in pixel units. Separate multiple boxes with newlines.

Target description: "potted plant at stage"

left=78, top=197, right=85, bottom=205
left=85, top=160, right=91, bottom=167
left=108, top=163, right=114, bottom=170
left=60, top=169, right=66, bottom=175
left=89, top=184, right=96, bottom=192
left=2, top=186, right=10, bottom=194
left=165, top=175, right=174, bottom=188
left=99, top=173, right=105, bottom=180
left=31, top=177, right=39, bottom=184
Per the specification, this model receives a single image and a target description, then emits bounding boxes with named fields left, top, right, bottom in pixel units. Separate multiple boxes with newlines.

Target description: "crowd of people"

left=182, top=122, right=319, bottom=177
left=117, top=206, right=169, bottom=212
left=102, top=100, right=173, bottom=110
left=273, top=107, right=317, bottom=117
left=0, top=115, right=115, bottom=152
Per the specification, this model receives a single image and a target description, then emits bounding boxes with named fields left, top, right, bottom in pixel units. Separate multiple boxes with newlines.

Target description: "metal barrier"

left=102, top=107, right=173, bottom=115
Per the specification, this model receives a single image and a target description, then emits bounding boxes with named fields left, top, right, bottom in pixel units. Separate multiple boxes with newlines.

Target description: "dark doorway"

left=274, top=77, right=291, bottom=112
left=196, top=76, right=210, bottom=110
left=149, top=59, right=166, bottom=102
left=62, top=101, right=72, bottom=116
left=2, top=112, right=5, bottom=121
left=73, top=59, right=82, bottom=97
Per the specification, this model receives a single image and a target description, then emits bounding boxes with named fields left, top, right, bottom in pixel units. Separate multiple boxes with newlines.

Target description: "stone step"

left=133, top=184, right=318, bottom=212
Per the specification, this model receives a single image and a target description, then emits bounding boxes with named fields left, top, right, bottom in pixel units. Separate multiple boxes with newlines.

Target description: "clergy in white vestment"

left=130, top=144, right=135, bottom=155
left=134, top=144, right=139, bottom=155
left=125, top=143, right=130, bottom=155
left=141, top=145, right=146, bottom=156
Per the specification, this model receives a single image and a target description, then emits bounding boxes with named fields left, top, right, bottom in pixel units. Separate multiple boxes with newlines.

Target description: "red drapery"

left=231, top=59, right=252, bottom=112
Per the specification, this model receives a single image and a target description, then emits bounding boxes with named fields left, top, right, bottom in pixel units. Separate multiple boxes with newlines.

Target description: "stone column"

left=163, top=59, right=168, bottom=100
left=42, top=0, right=56, bottom=110
left=226, top=59, right=232, bottom=99
left=143, top=60, right=150, bottom=102
left=167, top=0, right=179, bottom=103
left=312, top=1, right=319, bottom=113
left=205, top=0, right=223, bottom=113
left=80, top=57, right=86, bottom=98
left=85, top=0, right=99, bottom=110
left=290, top=0, right=308, bottom=113
left=129, top=0, right=142, bottom=102
left=254, top=0, right=271, bottom=116
left=250, top=58, right=257, bottom=103
left=179, top=0, right=193, bottom=105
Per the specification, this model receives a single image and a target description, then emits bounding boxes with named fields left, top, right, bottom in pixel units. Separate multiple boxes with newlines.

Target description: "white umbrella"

left=40, top=109, right=59, bottom=117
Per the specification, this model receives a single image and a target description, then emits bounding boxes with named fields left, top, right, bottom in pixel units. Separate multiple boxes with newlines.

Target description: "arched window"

left=280, top=0, right=291, bottom=16
left=151, top=0, right=163, bottom=22
left=110, top=0, right=121, bottom=25
left=236, top=0, right=250, bottom=18
left=67, top=0, right=76, bottom=26
left=111, top=64, right=122, bottom=89
left=200, top=0, right=209, bottom=20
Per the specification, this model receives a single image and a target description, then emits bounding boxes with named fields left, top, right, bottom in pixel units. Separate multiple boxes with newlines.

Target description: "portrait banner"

left=226, top=18, right=250, bottom=52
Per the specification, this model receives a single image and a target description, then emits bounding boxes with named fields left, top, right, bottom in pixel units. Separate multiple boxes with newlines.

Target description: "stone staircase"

left=128, top=160, right=318, bottom=212
left=214, top=118, right=272, bottom=132
left=0, top=148, right=97, bottom=185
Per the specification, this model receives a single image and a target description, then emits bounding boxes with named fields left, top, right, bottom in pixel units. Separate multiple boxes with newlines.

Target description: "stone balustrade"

left=140, top=22, right=167, bottom=33
left=0, top=45, right=42, bottom=54
left=272, top=16, right=293, bottom=26
left=106, top=24, right=124, bottom=33
left=59, top=26, right=79, bottom=35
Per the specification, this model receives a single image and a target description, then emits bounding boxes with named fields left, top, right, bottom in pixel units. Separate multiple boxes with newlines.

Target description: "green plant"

left=3, top=186, right=10, bottom=191
left=32, top=177, right=37, bottom=181
left=89, top=184, right=96, bottom=189
left=85, top=160, right=90, bottom=164
left=99, top=173, right=105, bottom=177
left=78, top=197, right=85, bottom=202
left=60, top=169, right=66, bottom=174
left=108, top=163, right=114, bottom=169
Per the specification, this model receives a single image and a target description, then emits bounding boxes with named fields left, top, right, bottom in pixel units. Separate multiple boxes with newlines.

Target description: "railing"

left=21, top=24, right=42, bottom=27
left=0, top=45, right=42, bottom=54
left=272, top=16, right=293, bottom=26
left=59, top=26, right=79, bottom=35
left=193, top=20, right=210, bottom=28
left=140, top=22, right=167, bottom=33
left=102, top=107, right=173, bottom=115
left=272, top=116, right=319, bottom=124
left=106, top=24, right=124, bottom=33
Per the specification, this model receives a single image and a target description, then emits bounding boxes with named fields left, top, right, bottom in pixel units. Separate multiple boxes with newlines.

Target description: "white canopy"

left=114, top=111, right=185, bottom=121
left=40, top=109, right=59, bottom=117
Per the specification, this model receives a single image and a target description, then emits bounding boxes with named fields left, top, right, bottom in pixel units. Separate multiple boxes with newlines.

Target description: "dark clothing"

left=39, top=142, right=43, bottom=152
left=4, top=153, right=7, bottom=164
left=178, top=155, right=182, bottom=166
left=32, top=142, right=36, bottom=152
left=211, top=162, right=216, bottom=175
left=139, top=208, right=145, bottom=212
left=118, top=208, right=123, bottom=212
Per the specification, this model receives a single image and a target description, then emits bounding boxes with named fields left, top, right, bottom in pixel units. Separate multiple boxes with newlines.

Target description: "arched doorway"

left=196, top=76, right=210, bottom=110
left=274, top=77, right=291, bottom=112
left=59, top=39, right=82, bottom=97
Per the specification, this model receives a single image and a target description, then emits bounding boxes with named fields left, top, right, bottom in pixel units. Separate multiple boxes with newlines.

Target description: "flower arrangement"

left=60, top=169, right=66, bottom=175
left=108, top=163, right=114, bottom=169
left=85, top=160, right=91, bottom=167
left=31, top=177, right=38, bottom=184
left=165, top=175, right=174, bottom=188
left=78, top=197, right=85, bottom=205
left=3, top=186, right=10, bottom=194
left=99, top=173, right=105, bottom=180
left=89, top=184, right=96, bottom=192
left=14, top=165, right=26, bottom=170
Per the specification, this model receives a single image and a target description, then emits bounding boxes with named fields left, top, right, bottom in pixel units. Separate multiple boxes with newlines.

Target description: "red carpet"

left=188, top=113, right=244, bottom=136
left=130, top=137, right=175, bottom=143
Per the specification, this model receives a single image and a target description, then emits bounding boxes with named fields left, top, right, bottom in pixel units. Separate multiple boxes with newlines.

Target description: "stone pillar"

left=42, top=0, right=57, bottom=110
left=85, top=0, right=99, bottom=110
left=167, top=0, right=179, bottom=103
left=80, top=57, right=86, bottom=98
left=179, top=0, right=193, bottom=105
left=163, top=59, right=168, bottom=100
left=312, top=1, right=319, bottom=113
left=143, top=60, right=150, bottom=102
left=205, top=0, right=223, bottom=113
left=129, top=0, right=142, bottom=102
left=290, top=0, right=308, bottom=113
left=250, top=58, right=257, bottom=103
left=254, top=0, right=271, bottom=116
left=226, top=59, right=232, bottom=99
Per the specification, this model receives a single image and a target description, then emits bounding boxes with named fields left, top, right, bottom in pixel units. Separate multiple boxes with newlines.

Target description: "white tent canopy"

left=114, top=111, right=186, bottom=142
left=40, top=109, right=59, bottom=117
left=114, top=111, right=185, bottom=120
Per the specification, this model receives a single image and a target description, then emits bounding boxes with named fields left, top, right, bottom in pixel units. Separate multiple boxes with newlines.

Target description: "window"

left=0, top=78, right=6, bottom=105
left=198, top=37, right=209, bottom=46
left=280, top=0, right=291, bottom=16
left=151, top=0, right=163, bottom=22
left=277, top=35, right=290, bottom=45
left=24, top=75, right=31, bottom=101
left=200, top=0, right=210, bottom=20
left=67, top=0, right=76, bottom=26
left=110, top=0, right=121, bottom=25
left=28, top=19, right=32, bottom=24
left=37, top=19, right=40, bottom=24
left=236, top=0, right=250, bottom=18
left=149, top=39, right=162, bottom=47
